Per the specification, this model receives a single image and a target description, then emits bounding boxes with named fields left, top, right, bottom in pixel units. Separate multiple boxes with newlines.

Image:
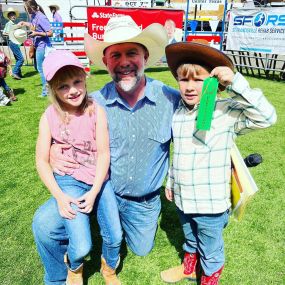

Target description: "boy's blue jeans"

left=9, top=41, right=24, bottom=76
left=177, top=208, right=230, bottom=276
left=33, top=178, right=122, bottom=285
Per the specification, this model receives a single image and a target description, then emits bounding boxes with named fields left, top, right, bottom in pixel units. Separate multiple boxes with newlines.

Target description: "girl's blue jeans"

left=54, top=174, right=92, bottom=271
left=33, top=177, right=122, bottom=285
left=177, top=208, right=230, bottom=276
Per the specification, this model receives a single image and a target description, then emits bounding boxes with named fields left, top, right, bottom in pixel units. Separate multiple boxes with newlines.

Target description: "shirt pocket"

left=192, top=126, right=218, bottom=150
left=109, top=130, right=120, bottom=149
left=148, top=129, right=171, bottom=145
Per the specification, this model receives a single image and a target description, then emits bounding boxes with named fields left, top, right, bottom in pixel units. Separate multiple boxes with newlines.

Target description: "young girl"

left=19, top=0, right=52, bottom=97
left=36, top=49, right=110, bottom=285
left=160, top=42, right=276, bottom=285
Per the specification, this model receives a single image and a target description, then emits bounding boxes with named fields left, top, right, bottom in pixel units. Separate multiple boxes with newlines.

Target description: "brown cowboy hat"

left=166, top=42, right=234, bottom=79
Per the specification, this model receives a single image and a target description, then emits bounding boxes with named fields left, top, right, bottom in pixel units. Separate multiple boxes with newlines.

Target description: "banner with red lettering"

left=87, top=7, right=184, bottom=42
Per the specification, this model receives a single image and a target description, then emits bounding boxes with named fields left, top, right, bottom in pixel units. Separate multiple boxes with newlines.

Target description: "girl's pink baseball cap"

left=43, top=49, right=84, bottom=81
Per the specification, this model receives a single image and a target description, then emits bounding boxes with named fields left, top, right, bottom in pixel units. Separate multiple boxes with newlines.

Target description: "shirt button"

left=129, top=176, right=133, bottom=180
left=131, top=156, right=134, bottom=159
left=132, top=134, right=135, bottom=138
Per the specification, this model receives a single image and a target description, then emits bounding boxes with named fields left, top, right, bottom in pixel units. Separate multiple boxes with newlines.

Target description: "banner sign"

left=87, top=7, right=184, bottom=41
left=190, top=0, right=225, bottom=4
left=110, top=0, right=152, bottom=8
left=226, top=8, right=285, bottom=54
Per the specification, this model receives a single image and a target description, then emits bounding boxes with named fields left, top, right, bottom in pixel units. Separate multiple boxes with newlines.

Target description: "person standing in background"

left=48, top=4, right=62, bottom=23
left=19, top=0, right=52, bottom=98
left=3, top=7, right=24, bottom=80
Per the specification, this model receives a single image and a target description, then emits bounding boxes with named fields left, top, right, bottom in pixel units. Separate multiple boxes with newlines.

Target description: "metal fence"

left=1, top=2, right=284, bottom=80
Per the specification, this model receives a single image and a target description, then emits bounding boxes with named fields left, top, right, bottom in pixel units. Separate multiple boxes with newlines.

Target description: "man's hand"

left=165, top=188, right=174, bottom=202
left=77, top=191, right=98, bottom=214
left=50, top=144, right=79, bottom=176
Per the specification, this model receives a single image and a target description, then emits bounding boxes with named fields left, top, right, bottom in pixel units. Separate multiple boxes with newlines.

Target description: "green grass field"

left=0, top=66, right=284, bottom=285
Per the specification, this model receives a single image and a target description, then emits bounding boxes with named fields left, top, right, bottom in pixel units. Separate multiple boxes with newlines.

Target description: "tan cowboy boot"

left=160, top=252, right=199, bottom=283
left=100, top=256, right=121, bottom=285
left=66, top=263, right=83, bottom=285
left=64, top=254, right=84, bottom=285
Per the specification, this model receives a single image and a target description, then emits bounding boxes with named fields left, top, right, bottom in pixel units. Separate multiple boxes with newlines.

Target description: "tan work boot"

left=66, top=264, right=83, bottom=285
left=64, top=254, right=84, bottom=285
left=100, top=256, right=121, bottom=285
left=160, top=252, right=199, bottom=283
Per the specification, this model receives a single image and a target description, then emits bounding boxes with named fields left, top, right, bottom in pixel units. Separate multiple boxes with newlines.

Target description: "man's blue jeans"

left=34, top=47, right=47, bottom=96
left=32, top=179, right=122, bottom=285
left=116, top=193, right=161, bottom=256
left=9, top=41, right=24, bottom=77
left=177, top=208, right=230, bottom=276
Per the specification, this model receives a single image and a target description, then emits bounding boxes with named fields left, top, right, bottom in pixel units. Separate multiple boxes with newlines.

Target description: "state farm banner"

left=226, top=8, right=285, bottom=54
left=87, top=7, right=184, bottom=41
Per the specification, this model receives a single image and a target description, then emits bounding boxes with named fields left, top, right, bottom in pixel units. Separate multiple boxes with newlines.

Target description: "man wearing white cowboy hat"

left=32, top=15, right=180, bottom=285
left=3, top=7, right=24, bottom=80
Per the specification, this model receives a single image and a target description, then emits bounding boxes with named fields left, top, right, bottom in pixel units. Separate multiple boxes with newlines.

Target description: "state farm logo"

left=91, top=12, right=125, bottom=19
left=91, top=12, right=99, bottom=18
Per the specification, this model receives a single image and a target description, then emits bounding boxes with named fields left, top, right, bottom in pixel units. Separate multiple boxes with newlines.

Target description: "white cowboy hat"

left=9, top=26, right=27, bottom=45
left=3, top=7, right=20, bottom=20
left=84, top=15, right=168, bottom=69
left=48, top=4, right=60, bottom=10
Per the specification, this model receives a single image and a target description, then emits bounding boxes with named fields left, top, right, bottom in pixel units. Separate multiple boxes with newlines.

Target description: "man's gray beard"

left=112, top=68, right=144, bottom=93
left=117, top=76, right=139, bottom=93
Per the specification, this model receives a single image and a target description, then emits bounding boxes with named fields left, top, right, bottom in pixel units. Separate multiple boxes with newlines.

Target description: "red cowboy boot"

left=200, top=266, right=224, bottom=285
left=160, top=252, right=200, bottom=283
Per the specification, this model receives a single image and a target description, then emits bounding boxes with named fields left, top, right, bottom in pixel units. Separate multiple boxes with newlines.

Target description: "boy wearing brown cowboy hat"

left=3, top=7, right=24, bottom=80
left=160, top=42, right=276, bottom=285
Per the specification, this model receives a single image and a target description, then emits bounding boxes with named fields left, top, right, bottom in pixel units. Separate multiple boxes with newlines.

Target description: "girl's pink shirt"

left=45, top=104, right=98, bottom=185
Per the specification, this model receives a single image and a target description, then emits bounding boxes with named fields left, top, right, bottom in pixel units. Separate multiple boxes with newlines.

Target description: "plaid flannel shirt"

left=166, top=72, right=277, bottom=214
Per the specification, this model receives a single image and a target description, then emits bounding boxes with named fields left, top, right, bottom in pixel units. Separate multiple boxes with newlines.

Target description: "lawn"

left=0, top=66, right=284, bottom=285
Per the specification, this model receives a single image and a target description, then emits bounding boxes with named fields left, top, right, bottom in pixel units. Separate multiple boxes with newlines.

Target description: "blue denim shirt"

left=90, top=77, right=180, bottom=197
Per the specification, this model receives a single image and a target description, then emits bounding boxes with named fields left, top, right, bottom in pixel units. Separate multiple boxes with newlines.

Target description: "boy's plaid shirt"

left=166, top=72, right=277, bottom=214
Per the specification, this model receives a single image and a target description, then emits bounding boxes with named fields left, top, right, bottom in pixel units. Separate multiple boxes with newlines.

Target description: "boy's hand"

left=56, top=193, right=78, bottom=220
left=210, top=66, right=234, bottom=88
left=77, top=191, right=98, bottom=214
left=165, top=188, right=174, bottom=202
left=50, top=144, right=79, bottom=176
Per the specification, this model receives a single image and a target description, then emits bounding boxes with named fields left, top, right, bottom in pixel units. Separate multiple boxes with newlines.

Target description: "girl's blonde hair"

left=47, top=65, right=94, bottom=123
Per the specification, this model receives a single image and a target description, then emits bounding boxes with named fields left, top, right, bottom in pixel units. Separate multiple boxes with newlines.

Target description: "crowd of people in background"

left=0, top=0, right=62, bottom=105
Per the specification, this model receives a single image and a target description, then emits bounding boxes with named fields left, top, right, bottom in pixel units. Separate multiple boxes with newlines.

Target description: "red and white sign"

left=87, top=7, right=184, bottom=41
